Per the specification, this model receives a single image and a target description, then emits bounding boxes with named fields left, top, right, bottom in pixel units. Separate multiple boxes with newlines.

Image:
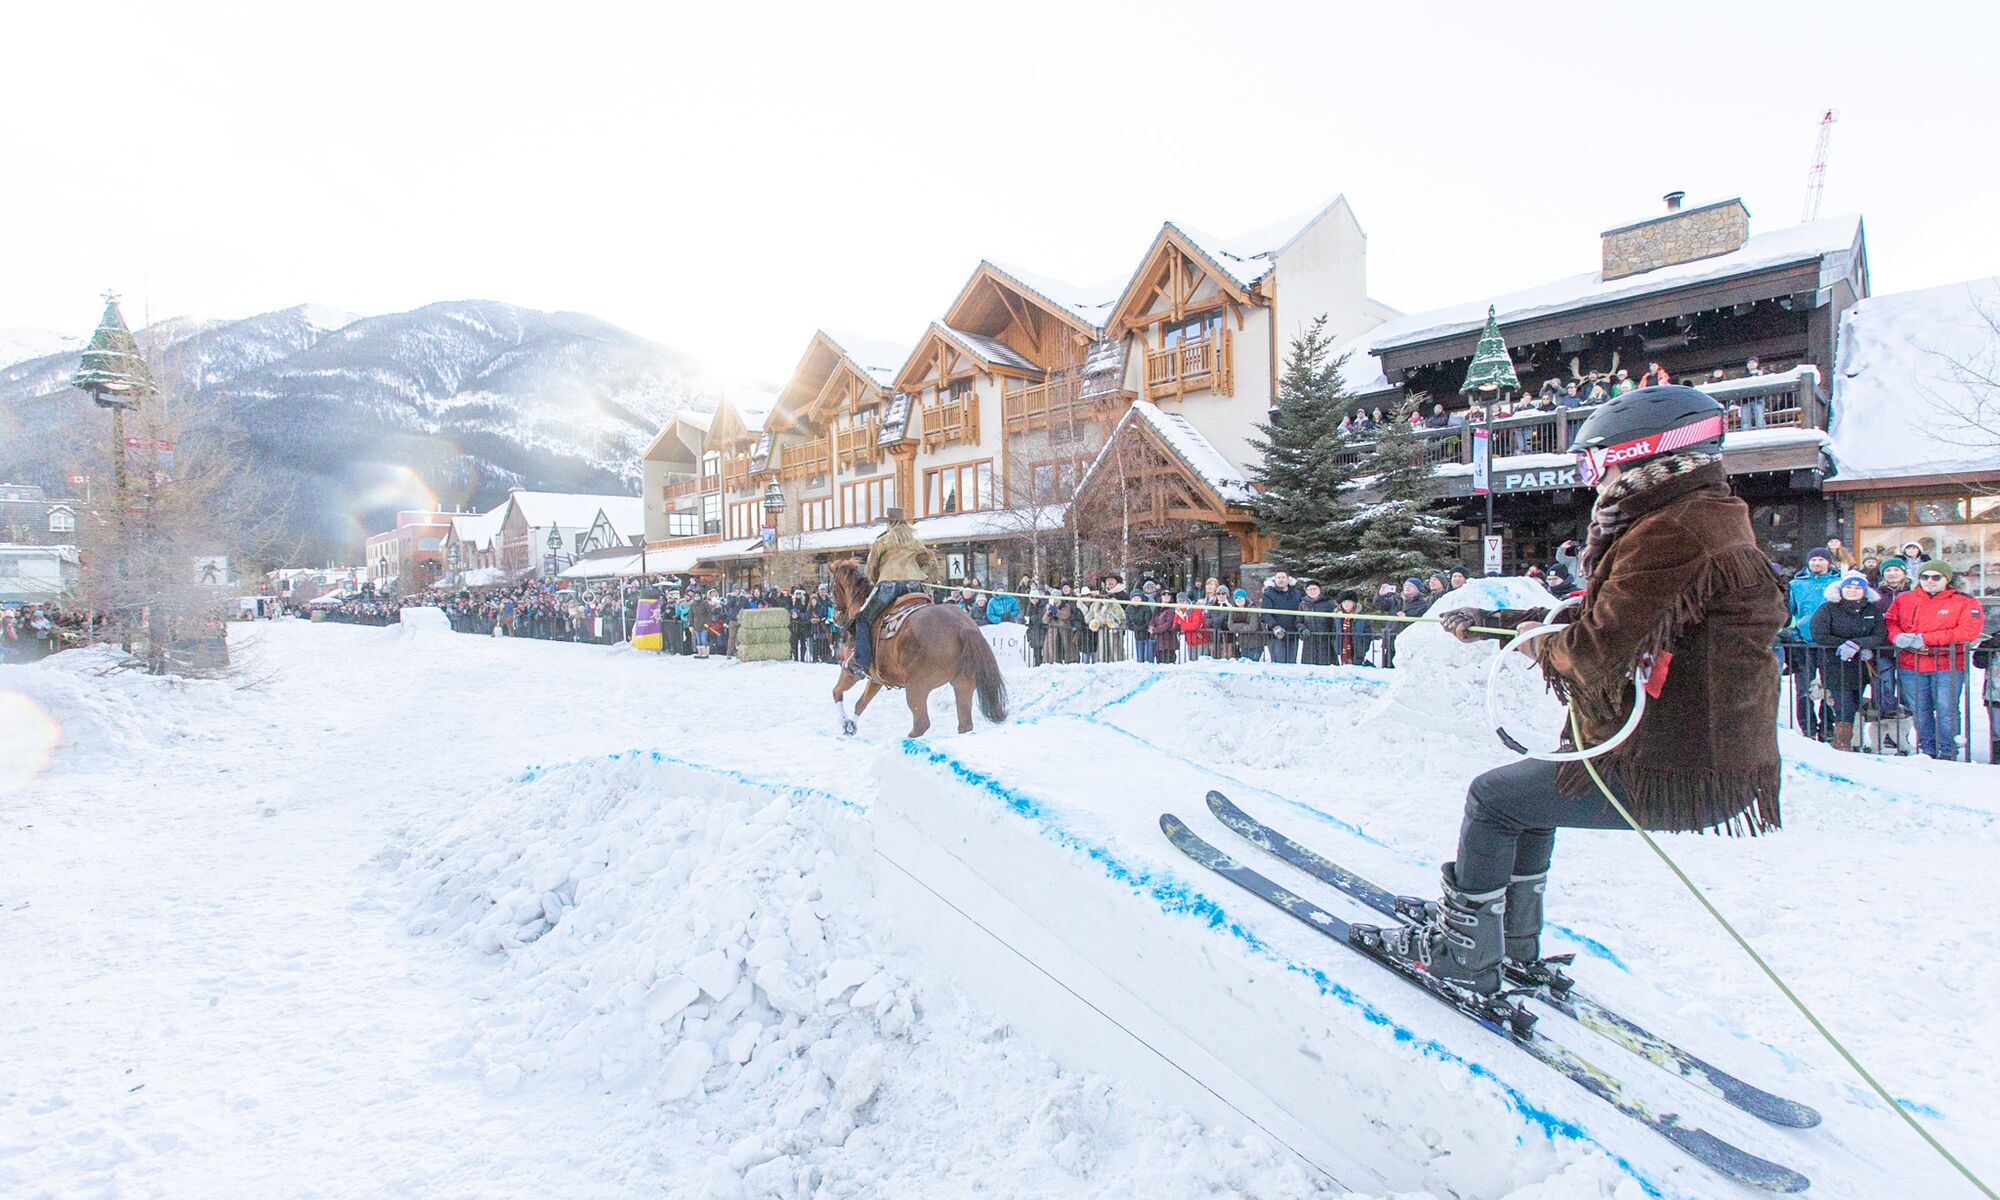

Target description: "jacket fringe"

left=1548, top=541, right=1785, bottom=832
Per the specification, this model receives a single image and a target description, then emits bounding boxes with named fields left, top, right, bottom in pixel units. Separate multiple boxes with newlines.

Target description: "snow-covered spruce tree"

left=1251, top=316, right=1362, bottom=581
left=1338, top=395, right=1456, bottom=585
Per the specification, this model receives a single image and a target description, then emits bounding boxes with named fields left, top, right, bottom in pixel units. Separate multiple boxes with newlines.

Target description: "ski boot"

left=1498, top=871, right=1575, bottom=996
left=1357, top=864, right=1532, bottom=1032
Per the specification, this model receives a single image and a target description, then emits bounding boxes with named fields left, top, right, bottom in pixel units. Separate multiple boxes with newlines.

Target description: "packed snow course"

left=1, top=593, right=1993, bottom=1200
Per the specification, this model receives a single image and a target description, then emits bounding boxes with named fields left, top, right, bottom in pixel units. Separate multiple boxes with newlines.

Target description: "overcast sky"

left=7, top=0, right=1997, bottom=387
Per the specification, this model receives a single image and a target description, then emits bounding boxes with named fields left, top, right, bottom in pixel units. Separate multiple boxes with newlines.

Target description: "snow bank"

left=395, top=750, right=1331, bottom=1199
left=1382, top=579, right=1568, bottom=748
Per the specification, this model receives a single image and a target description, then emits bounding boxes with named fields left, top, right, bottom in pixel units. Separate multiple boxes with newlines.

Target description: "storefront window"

left=1857, top=489, right=2000, bottom=598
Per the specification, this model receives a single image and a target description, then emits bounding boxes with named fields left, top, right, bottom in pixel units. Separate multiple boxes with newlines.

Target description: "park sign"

left=1496, top=464, right=1582, bottom=492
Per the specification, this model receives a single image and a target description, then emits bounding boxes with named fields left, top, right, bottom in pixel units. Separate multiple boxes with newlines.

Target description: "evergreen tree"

left=1251, top=316, right=1362, bottom=580
left=1335, top=395, right=1457, bottom=585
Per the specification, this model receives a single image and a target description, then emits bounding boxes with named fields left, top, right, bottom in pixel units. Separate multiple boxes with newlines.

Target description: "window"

left=1161, top=310, right=1223, bottom=347
left=801, top=498, right=834, bottom=532
left=664, top=512, right=700, bottom=537
left=924, top=460, right=994, bottom=516
left=700, top=451, right=720, bottom=479
left=701, top=492, right=722, bottom=534
left=1027, top=457, right=1084, bottom=504
left=49, top=509, right=75, bottom=533
left=727, top=499, right=764, bottom=540
left=839, top=477, right=895, bottom=526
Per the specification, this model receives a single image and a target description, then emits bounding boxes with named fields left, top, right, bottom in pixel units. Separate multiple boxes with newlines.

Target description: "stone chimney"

left=1601, top=196, right=1750, bottom=281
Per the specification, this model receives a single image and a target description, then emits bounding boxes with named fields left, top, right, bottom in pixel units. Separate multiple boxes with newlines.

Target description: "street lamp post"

left=1459, top=306, right=1519, bottom=573
left=545, top=524, right=565, bottom=577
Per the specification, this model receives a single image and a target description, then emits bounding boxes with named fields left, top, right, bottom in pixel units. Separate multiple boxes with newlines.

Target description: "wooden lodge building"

left=1333, top=195, right=1869, bottom=570
left=636, top=197, right=1397, bottom=589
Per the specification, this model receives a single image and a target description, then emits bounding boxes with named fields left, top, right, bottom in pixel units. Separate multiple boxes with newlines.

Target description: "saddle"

left=875, top=592, right=932, bottom=642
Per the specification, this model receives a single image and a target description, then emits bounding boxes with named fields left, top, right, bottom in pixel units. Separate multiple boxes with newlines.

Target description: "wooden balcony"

left=834, top=422, right=879, bottom=469
left=1003, top=375, right=1113, bottom=435
left=1327, top=370, right=1830, bottom=480
left=1143, top=329, right=1233, bottom=400
left=777, top=437, right=831, bottom=482
left=720, top=455, right=752, bottom=492
left=661, top=475, right=707, bottom=500
left=920, top=394, right=980, bottom=450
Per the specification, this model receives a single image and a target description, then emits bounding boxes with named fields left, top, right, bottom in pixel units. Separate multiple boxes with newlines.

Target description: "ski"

left=1160, top=814, right=1810, bottom=1193
left=1204, top=789, right=1821, bottom=1130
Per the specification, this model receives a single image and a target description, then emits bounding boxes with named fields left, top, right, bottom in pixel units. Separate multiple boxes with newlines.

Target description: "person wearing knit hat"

left=1811, top=570, right=1887, bottom=750
left=1884, top=560, right=1987, bottom=758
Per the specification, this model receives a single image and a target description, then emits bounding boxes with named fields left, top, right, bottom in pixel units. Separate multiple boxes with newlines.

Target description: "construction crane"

left=1802, top=109, right=1837, bottom=222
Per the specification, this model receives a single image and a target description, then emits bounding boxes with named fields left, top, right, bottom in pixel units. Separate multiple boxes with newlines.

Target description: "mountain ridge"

left=0, top=299, right=717, bottom=561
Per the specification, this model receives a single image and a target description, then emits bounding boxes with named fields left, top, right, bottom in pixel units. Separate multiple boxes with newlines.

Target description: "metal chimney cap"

left=1663, top=190, right=1686, bottom=211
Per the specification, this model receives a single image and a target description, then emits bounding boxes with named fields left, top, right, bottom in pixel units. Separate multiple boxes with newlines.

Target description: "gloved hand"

left=1894, top=632, right=1927, bottom=650
left=1439, top=608, right=1498, bottom=644
left=1837, top=640, right=1860, bottom=661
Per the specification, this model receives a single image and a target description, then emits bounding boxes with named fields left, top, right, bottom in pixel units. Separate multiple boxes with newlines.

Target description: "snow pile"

left=1379, top=579, right=1568, bottom=745
left=397, top=752, right=1335, bottom=1199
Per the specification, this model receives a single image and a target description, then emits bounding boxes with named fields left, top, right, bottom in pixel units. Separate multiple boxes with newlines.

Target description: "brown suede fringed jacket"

left=1498, top=463, right=1788, bottom=834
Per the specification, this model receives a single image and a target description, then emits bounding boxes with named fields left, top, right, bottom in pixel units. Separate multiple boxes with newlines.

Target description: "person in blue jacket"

left=984, top=588, right=1021, bottom=625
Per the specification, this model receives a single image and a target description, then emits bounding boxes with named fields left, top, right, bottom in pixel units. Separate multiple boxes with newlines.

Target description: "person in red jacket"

left=1884, top=561, right=1987, bottom=759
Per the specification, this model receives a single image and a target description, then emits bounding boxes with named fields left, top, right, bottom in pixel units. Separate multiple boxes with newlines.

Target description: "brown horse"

left=828, top=560, right=1007, bottom=737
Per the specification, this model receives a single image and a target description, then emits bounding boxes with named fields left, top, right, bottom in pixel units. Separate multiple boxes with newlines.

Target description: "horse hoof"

left=842, top=720, right=857, bottom=736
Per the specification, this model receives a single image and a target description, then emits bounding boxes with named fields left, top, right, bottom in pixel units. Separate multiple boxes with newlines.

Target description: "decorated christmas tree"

left=1251, top=316, right=1363, bottom=582
left=71, top=293, right=157, bottom=405
left=1458, top=305, right=1518, bottom=397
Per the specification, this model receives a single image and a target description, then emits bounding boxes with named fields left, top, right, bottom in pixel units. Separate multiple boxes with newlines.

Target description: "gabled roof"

left=642, top=407, right=718, bottom=463
left=772, top=330, right=906, bottom=430
left=447, top=507, right=507, bottom=551
left=1175, top=197, right=1356, bottom=291
left=1830, top=276, right=2000, bottom=483
left=1075, top=400, right=1257, bottom=514
left=706, top=391, right=779, bottom=447
left=505, top=491, right=641, bottom=533
left=1334, top=213, right=1867, bottom=392
left=893, top=322, right=1042, bottom=390
left=946, top=261, right=1117, bottom=339
left=823, top=330, right=909, bottom=387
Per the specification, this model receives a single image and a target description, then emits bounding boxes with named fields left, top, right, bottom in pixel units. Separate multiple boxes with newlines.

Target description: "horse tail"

left=966, top=625, right=1008, bottom=724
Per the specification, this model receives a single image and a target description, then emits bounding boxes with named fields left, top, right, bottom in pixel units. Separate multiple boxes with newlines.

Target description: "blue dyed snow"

left=1786, top=758, right=1996, bottom=824
left=902, top=739, right=1663, bottom=1196
left=513, top=748, right=865, bottom=813
left=1896, top=1097, right=1945, bottom=1119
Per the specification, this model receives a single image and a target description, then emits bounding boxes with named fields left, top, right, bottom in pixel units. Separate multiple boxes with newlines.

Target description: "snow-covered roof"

left=823, top=330, right=910, bottom=388
left=1076, top=401, right=1257, bottom=508
left=1830, top=276, right=2000, bottom=482
left=678, top=409, right=715, bottom=432
left=779, top=507, right=1070, bottom=556
left=1170, top=202, right=1337, bottom=291
left=935, top=324, right=1039, bottom=374
left=1334, top=214, right=1866, bottom=394
left=459, top=566, right=507, bottom=587
left=732, top=392, right=777, bottom=433
left=982, top=261, right=1121, bottom=331
left=506, top=491, right=640, bottom=533
left=448, top=507, right=507, bottom=551
left=595, top=497, right=645, bottom=542
left=878, top=392, right=912, bottom=448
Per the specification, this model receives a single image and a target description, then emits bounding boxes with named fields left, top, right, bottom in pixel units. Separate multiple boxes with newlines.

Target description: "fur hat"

left=1337, top=589, right=1359, bottom=604
left=1822, top=570, right=1879, bottom=604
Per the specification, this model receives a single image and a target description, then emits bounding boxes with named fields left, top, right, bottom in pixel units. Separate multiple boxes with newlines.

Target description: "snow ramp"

left=875, top=650, right=1971, bottom=1198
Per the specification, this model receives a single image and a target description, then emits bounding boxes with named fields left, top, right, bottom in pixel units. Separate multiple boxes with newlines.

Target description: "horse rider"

left=848, top=507, right=938, bottom=676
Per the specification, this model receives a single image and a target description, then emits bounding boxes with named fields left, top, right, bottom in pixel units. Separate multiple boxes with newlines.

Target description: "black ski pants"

left=1453, top=757, right=1633, bottom=894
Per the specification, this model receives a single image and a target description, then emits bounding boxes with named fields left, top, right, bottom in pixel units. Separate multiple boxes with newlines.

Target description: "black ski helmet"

left=1567, top=384, right=1726, bottom=485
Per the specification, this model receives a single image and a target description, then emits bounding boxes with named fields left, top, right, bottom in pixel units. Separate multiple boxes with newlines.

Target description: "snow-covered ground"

left=2, top=609, right=1995, bottom=1199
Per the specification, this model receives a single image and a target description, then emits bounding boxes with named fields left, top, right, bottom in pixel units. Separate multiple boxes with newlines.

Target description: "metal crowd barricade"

left=1776, top=638, right=1978, bottom=761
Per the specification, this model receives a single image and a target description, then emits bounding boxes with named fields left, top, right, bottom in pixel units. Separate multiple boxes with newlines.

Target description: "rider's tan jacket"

left=866, top=523, right=937, bottom=583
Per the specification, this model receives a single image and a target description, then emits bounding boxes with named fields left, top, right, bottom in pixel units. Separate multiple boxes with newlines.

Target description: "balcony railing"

left=1328, top=370, right=1828, bottom=469
left=920, top=394, right=980, bottom=450
left=1144, top=329, right=1233, bottom=400
left=777, top=437, right=831, bottom=482
left=662, top=475, right=707, bottom=500
left=835, top=422, right=879, bottom=469
left=720, top=456, right=752, bottom=492
left=1003, top=375, right=1113, bottom=435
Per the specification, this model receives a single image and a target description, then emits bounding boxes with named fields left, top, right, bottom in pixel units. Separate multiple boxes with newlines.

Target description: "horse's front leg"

left=855, top=680, right=882, bottom=716
left=833, top=669, right=859, bottom=736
